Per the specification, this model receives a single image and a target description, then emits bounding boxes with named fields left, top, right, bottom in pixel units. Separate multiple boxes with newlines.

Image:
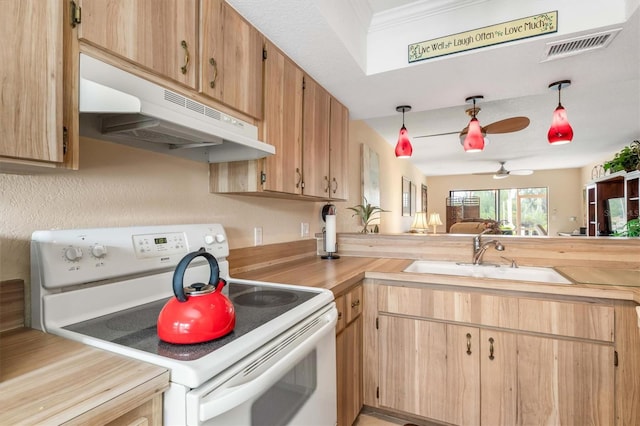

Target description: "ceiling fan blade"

left=483, top=117, right=530, bottom=134
left=414, top=130, right=460, bottom=139
left=509, top=169, right=534, bottom=176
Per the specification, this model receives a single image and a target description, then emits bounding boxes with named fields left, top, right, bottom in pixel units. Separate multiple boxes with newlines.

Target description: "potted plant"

left=603, top=140, right=640, bottom=173
left=347, top=198, right=389, bottom=233
left=614, top=218, right=640, bottom=237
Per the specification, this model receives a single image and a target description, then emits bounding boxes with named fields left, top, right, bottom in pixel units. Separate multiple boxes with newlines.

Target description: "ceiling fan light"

left=463, top=118, right=485, bottom=152
left=395, top=125, right=413, bottom=158
left=547, top=105, right=573, bottom=145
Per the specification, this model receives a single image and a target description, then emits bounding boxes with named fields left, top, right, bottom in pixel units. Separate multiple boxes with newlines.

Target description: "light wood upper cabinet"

left=261, top=41, right=303, bottom=194
left=329, top=97, right=349, bottom=200
left=200, top=0, right=264, bottom=119
left=302, top=76, right=331, bottom=198
left=0, top=0, right=78, bottom=171
left=77, top=0, right=198, bottom=89
left=301, top=78, right=349, bottom=200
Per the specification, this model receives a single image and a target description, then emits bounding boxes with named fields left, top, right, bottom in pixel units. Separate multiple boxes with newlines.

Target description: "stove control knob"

left=204, top=235, right=215, bottom=245
left=91, top=244, right=108, bottom=258
left=215, top=234, right=226, bottom=243
left=64, top=247, right=83, bottom=262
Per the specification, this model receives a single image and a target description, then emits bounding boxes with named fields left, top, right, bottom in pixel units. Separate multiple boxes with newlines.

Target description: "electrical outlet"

left=301, top=222, right=310, bottom=238
left=254, top=227, right=263, bottom=246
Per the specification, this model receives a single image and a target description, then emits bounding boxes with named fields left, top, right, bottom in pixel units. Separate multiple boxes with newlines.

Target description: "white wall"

left=1, top=121, right=428, bottom=283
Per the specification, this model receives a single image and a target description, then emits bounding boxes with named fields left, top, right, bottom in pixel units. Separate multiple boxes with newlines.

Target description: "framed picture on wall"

left=402, top=177, right=410, bottom=216
left=410, top=182, right=416, bottom=215
left=421, top=184, right=428, bottom=212
left=362, top=144, right=381, bottom=207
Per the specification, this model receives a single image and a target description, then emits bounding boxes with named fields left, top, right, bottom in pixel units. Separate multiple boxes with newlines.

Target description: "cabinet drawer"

left=345, top=285, right=363, bottom=324
left=378, top=285, right=518, bottom=328
left=518, top=298, right=614, bottom=342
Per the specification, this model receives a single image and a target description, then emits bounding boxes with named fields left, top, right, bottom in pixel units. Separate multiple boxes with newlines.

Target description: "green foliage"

left=347, top=197, right=389, bottom=233
left=613, top=218, right=640, bottom=237
left=603, top=140, right=640, bottom=173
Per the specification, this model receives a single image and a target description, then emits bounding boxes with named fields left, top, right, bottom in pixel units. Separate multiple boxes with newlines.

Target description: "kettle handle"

left=173, top=247, right=220, bottom=302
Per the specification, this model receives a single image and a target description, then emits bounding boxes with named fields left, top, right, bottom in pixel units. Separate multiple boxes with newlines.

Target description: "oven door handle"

left=189, top=307, right=337, bottom=423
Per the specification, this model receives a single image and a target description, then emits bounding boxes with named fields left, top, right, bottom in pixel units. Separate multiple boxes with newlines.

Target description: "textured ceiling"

left=227, top=0, right=640, bottom=176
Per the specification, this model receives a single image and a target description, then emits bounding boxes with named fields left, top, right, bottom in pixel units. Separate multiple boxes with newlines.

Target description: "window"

left=450, top=187, right=548, bottom=235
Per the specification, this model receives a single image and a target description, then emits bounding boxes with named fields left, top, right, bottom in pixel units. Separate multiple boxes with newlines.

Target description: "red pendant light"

left=547, top=80, right=573, bottom=145
left=395, top=105, right=413, bottom=158
left=463, top=96, right=485, bottom=152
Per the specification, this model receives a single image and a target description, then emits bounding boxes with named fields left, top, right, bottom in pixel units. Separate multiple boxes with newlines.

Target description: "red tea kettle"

left=157, top=248, right=235, bottom=344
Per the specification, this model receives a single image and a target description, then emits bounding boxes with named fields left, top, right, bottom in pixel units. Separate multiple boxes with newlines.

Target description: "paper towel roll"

left=325, top=215, right=337, bottom=253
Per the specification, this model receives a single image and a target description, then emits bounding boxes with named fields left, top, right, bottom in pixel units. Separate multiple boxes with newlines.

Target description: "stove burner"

left=106, top=306, right=159, bottom=331
left=233, top=290, right=299, bottom=307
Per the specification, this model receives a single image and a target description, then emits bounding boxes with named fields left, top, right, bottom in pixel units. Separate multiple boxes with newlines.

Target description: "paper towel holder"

left=321, top=203, right=340, bottom=260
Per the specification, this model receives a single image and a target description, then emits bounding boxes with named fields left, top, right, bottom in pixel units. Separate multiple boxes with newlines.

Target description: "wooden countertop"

left=0, top=327, right=169, bottom=424
left=233, top=256, right=640, bottom=303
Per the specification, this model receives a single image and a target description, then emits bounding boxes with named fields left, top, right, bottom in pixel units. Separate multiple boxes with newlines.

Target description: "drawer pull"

left=180, top=40, right=190, bottom=74
left=488, top=337, right=495, bottom=360
left=351, top=299, right=360, bottom=308
left=466, top=333, right=472, bottom=355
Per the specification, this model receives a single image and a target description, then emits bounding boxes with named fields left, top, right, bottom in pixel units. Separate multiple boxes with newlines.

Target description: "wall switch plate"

left=254, top=227, right=263, bottom=246
left=301, top=222, right=309, bottom=238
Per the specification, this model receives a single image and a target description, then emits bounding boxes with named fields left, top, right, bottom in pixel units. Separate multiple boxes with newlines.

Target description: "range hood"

left=79, top=54, right=274, bottom=163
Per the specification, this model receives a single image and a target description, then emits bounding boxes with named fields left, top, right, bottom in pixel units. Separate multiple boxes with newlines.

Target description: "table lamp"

left=428, top=212, right=443, bottom=234
left=411, top=211, right=429, bottom=233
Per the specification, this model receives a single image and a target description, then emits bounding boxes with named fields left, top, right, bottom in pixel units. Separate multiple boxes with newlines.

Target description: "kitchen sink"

left=403, top=260, right=573, bottom=284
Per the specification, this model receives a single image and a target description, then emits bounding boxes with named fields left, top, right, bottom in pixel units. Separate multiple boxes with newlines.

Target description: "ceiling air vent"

left=541, top=28, right=621, bottom=62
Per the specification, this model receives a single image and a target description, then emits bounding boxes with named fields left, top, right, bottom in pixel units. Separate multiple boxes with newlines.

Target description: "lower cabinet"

left=336, top=284, right=363, bottom=426
left=369, top=283, right=616, bottom=426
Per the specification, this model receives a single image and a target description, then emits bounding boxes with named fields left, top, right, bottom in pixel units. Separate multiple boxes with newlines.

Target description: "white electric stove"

left=30, top=224, right=337, bottom=426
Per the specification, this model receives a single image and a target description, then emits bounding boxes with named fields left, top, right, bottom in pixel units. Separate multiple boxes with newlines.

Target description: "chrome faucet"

left=472, top=229, right=505, bottom=265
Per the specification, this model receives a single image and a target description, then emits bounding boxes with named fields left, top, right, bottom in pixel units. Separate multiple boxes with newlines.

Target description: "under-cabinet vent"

left=541, top=28, right=621, bottom=61
left=162, top=89, right=244, bottom=131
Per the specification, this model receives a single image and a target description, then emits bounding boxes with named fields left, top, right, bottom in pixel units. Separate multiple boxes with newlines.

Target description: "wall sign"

left=408, top=11, right=557, bottom=63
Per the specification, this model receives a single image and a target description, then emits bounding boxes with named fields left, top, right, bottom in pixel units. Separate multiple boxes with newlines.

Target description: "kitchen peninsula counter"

left=232, top=254, right=640, bottom=303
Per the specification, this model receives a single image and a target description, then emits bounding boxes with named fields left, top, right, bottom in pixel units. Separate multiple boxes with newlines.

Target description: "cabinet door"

left=378, top=315, right=479, bottom=425
left=78, top=0, right=198, bottom=89
left=337, top=315, right=363, bottom=426
left=200, top=0, right=264, bottom=119
left=516, top=334, right=615, bottom=425
left=480, top=330, right=518, bottom=425
left=0, top=0, right=63, bottom=163
left=302, top=77, right=331, bottom=198
left=482, top=329, right=614, bottom=425
left=261, top=41, right=303, bottom=194
left=329, top=97, right=349, bottom=201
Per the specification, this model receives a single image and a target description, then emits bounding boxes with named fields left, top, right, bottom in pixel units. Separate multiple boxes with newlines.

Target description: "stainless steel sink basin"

left=403, top=260, right=573, bottom=284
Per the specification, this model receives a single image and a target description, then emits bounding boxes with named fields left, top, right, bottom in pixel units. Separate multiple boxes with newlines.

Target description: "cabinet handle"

left=331, top=177, right=338, bottom=194
left=324, top=176, right=330, bottom=193
left=338, top=311, right=343, bottom=320
left=466, top=333, right=472, bottom=355
left=209, top=57, right=218, bottom=88
left=180, top=40, right=190, bottom=75
left=351, top=299, right=360, bottom=308
left=488, top=337, right=495, bottom=360
left=295, top=168, right=302, bottom=188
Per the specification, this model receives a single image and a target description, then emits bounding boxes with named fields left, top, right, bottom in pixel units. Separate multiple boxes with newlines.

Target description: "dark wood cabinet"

left=585, top=172, right=625, bottom=236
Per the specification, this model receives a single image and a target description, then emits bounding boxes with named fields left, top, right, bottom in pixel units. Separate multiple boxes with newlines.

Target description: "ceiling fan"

left=474, top=161, right=534, bottom=179
left=414, top=103, right=530, bottom=143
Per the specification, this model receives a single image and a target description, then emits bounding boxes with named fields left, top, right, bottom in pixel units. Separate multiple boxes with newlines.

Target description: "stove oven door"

left=185, top=304, right=337, bottom=426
